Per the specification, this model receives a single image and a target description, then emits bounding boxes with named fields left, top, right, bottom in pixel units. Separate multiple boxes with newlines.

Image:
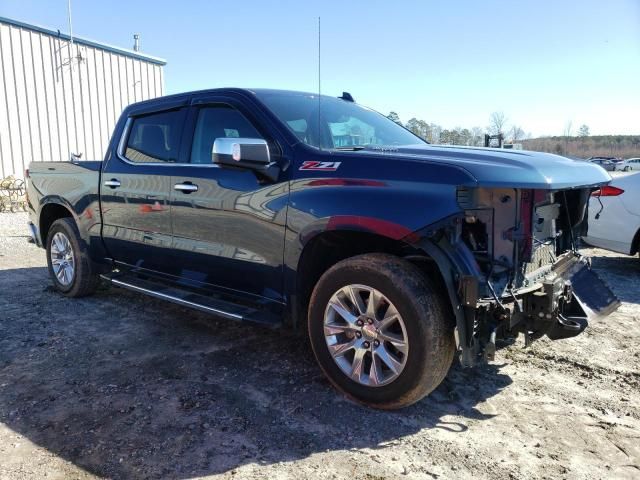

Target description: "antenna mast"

left=317, top=16, right=321, bottom=150
left=67, top=0, right=75, bottom=69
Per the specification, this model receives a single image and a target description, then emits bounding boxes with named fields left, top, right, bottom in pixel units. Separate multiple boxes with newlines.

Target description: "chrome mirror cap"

left=212, top=138, right=270, bottom=165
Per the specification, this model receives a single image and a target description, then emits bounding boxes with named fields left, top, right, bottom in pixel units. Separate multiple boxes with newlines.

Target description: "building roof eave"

left=0, top=15, right=167, bottom=66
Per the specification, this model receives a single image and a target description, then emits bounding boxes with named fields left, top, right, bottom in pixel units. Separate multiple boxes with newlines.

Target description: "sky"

left=1, top=0, right=639, bottom=137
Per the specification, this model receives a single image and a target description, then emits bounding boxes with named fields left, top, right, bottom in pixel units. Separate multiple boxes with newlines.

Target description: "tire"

left=46, top=218, right=100, bottom=297
left=307, top=253, right=455, bottom=409
left=624, top=166, right=630, bottom=172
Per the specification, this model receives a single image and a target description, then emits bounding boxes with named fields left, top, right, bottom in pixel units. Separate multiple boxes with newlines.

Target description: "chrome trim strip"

left=103, top=275, right=244, bottom=320
left=116, top=117, right=133, bottom=159
left=174, top=183, right=198, bottom=192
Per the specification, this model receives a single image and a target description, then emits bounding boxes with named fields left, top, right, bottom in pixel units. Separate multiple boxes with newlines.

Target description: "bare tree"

left=488, top=111, right=508, bottom=135
left=563, top=120, right=573, bottom=138
left=509, top=125, right=525, bottom=142
left=430, top=124, right=442, bottom=144
left=470, top=126, right=483, bottom=146
left=563, top=120, right=573, bottom=154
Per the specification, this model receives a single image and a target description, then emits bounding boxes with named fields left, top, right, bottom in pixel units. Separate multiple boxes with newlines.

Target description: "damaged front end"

left=416, top=186, right=620, bottom=367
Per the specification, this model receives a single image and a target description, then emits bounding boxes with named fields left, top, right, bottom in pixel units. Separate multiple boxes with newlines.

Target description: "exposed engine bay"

left=418, top=187, right=620, bottom=366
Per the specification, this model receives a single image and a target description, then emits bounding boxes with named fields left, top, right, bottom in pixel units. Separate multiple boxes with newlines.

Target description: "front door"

left=101, top=107, right=187, bottom=273
left=169, top=100, right=289, bottom=302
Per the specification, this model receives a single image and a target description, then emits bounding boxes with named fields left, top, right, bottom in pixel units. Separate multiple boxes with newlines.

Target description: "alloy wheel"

left=323, top=284, right=409, bottom=387
left=50, top=232, right=75, bottom=286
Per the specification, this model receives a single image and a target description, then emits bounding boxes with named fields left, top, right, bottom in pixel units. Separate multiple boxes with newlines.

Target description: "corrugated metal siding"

left=0, top=19, right=165, bottom=178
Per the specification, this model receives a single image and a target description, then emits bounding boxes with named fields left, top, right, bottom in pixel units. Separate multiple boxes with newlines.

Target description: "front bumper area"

left=418, top=236, right=620, bottom=366
left=511, top=253, right=620, bottom=344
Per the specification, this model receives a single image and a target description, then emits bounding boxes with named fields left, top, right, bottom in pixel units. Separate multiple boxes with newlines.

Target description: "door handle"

left=174, top=182, right=198, bottom=193
left=104, top=179, right=121, bottom=189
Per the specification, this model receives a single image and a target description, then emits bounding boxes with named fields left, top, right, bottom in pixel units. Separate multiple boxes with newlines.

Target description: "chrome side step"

left=100, top=273, right=281, bottom=326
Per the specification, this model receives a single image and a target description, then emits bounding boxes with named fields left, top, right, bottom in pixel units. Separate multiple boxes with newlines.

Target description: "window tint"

left=124, top=109, right=186, bottom=163
left=190, top=105, right=263, bottom=164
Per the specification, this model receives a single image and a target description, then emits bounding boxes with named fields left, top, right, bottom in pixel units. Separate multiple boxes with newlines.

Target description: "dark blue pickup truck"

left=26, top=88, right=619, bottom=408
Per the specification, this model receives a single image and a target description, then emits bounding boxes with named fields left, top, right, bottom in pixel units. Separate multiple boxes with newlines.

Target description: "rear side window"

left=190, top=105, right=263, bottom=164
left=124, top=108, right=187, bottom=163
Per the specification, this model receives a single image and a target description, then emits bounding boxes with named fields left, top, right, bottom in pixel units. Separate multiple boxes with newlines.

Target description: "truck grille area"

left=457, top=186, right=591, bottom=296
left=521, top=242, right=557, bottom=284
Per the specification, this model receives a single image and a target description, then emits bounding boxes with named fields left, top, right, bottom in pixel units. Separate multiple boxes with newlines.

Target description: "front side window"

left=124, top=108, right=186, bottom=163
left=255, top=91, right=425, bottom=150
left=190, top=105, right=263, bottom=164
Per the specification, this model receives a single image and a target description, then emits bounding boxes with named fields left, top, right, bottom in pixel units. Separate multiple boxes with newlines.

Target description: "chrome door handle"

left=104, top=179, right=121, bottom=188
left=174, top=182, right=198, bottom=193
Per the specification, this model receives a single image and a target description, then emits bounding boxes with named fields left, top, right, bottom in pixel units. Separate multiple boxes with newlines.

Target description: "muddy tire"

left=46, top=218, right=100, bottom=297
left=308, top=253, right=455, bottom=409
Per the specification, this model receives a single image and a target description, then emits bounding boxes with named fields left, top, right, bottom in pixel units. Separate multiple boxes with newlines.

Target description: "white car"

left=620, top=158, right=640, bottom=172
left=584, top=172, right=640, bottom=256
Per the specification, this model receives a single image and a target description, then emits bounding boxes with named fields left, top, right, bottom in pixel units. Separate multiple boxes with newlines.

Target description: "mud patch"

left=1, top=213, right=639, bottom=479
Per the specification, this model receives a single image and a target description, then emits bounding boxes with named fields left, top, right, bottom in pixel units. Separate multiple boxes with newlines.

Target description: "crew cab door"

left=100, top=102, right=188, bottom=273
left=168, top=96, right=289, bottom=302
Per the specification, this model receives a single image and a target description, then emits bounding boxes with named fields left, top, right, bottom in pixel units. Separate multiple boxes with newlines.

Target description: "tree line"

left=386, top=110, right=529, bottom=146
left=522, top=135, right=640, bottom=159
left=387, top=111, right=638, bottom=158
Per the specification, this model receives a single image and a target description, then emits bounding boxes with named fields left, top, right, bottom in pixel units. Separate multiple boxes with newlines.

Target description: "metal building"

left=0, top=16, right=166, bottom=178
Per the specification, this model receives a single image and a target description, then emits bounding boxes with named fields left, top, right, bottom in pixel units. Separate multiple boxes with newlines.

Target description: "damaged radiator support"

left=420, top=186, right=620, bottom=366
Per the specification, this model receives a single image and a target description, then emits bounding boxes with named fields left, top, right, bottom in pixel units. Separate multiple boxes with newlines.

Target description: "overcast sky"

left=2, top=0, right=639, bottom=137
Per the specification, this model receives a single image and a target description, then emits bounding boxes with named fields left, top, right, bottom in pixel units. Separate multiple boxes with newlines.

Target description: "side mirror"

left=212, top=138, right=279, bottom=181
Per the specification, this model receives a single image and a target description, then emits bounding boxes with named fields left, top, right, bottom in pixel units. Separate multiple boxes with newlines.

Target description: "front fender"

left=288, top=178, right=463, bottom=237
left=282, top=174, right=469, bottom=324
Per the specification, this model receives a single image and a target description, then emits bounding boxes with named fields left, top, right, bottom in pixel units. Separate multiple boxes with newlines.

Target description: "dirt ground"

left=0, top=212, right=638, bottom=480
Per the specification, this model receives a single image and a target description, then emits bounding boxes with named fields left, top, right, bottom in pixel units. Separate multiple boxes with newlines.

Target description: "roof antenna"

left=67, top=0, right=75, bottom=70
left=317, top=16, right=322, bottom=151
left=339, top=92, right=354, bottom=102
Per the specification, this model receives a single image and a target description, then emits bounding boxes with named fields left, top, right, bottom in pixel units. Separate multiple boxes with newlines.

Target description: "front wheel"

left=46, top=218, right=100, bottom=297
left=308, top=254, right=455, bottom=409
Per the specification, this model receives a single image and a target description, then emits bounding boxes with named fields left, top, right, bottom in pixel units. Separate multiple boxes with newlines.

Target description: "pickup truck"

left=26, top=88, right=620, bottom=409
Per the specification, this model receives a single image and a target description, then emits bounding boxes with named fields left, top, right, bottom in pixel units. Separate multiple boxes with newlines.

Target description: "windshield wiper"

left=333, top=146, right=367, bottom=151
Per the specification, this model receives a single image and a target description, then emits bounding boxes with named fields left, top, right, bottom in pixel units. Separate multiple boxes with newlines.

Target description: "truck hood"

left=365, top=144, right=611, bottom=190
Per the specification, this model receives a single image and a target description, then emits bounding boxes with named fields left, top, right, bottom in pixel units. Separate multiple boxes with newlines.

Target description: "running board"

left=100, top=273, right=281, bottom=327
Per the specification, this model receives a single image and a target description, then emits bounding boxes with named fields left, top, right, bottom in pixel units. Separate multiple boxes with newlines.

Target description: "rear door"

left=101, top=102, right=188, bottom=273
left=168, top=96, right=290, bottom=302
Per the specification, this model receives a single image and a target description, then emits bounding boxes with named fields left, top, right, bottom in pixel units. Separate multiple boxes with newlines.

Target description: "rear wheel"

left=46, top=218, right=100, bottom=297
left=308, top=253, right=455, bottom=409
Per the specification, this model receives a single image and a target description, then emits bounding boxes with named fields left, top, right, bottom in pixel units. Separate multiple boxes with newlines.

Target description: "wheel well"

left=40, top=204, right=73, bottom=244
left=295, top=230, right=448, bottom=325
left=632, top=228, right=640, bottom=255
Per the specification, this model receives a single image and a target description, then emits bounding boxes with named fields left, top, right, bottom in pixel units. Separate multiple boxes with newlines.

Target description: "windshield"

left=255, top=91, right=426, bottom=150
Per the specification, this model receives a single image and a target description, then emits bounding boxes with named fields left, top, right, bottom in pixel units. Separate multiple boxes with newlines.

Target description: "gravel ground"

left=0, top=212, right=638, bottom=480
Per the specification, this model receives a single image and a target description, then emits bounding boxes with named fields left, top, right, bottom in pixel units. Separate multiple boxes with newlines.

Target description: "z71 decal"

left=299, top=161, right=342, bottom=172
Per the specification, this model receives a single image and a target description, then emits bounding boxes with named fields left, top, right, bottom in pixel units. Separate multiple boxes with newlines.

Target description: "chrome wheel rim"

left=50, top=232, right=75, bottom=286
left=323, top=284, right=409, bottom=387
